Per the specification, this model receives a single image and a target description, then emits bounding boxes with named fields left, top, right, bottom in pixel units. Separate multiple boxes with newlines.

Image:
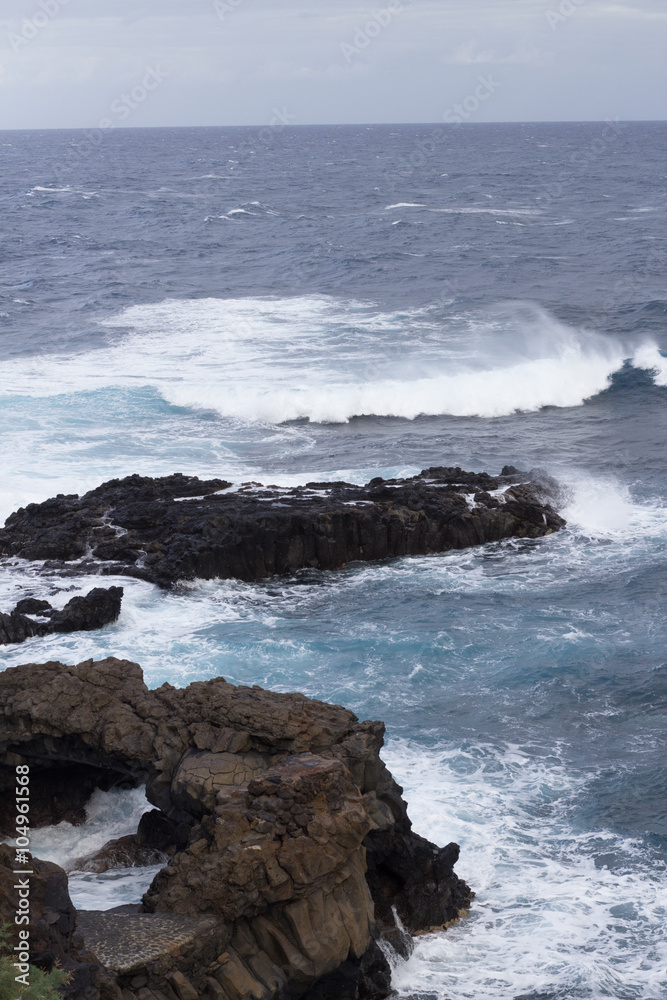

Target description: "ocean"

left=1, top=122, right=666, bottom=999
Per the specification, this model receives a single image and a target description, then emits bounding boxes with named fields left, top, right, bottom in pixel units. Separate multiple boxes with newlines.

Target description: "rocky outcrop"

left=0, top=657, right=473, bottom=1000
left=0, top=466, right=565, bottom=588
left=0, top=586, right=123, bottom=644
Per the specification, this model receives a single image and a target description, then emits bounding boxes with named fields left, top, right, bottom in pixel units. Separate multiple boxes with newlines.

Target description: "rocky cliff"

left=0, top=658, right=472, bottom=1000
left=0, top=466, right=565, bottom=588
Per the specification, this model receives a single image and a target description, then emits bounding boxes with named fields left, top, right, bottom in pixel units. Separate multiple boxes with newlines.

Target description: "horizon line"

left=1, top=118, right=666, bottom=133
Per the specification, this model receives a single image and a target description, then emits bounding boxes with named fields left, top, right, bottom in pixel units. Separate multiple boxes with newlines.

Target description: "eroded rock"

left=0, top=844, right=100, bottom=999
left=0, top=467, right=566, bottom=587
left=0, top=657, right=473, bottom=999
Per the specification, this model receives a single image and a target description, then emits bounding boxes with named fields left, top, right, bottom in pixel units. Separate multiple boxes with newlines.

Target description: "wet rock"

left=14, top=597, right=52, bottom=615
left=138, top=809, right=190, bottom=852
left=49, top=586, right=124, bottom=633
left=0, top=657, right=473, bottom=1000
left=0, top=467, right=566, bottom=588
left=0, top=586, right=123, bottom=645
left=71, top=834, right=168, bottom=874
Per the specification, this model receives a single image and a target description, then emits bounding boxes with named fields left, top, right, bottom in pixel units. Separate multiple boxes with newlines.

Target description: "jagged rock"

left=0, top=657, right=474, bottom=999
left=0, top=467, right=566, bottom=588
left=0, top=586, right=123, bottom=645
left=14, top=597, right=52, bottom=615
left=71, top=834, right=169, bottom=874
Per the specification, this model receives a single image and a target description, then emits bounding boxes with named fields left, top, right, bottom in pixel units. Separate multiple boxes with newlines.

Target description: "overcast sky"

left=1, top=0, right=666, bottom=129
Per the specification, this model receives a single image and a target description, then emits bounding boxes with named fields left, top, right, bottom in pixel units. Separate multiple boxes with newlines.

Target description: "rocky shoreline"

left=0, top=657, right=472, bottom=1000
left=0, top=466, right=566, bottom=589
left=0, top=466, right=567, bottom=998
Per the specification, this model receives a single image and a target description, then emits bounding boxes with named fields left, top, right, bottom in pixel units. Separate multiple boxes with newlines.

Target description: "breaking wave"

left=1, top=296, right=665, bottom=423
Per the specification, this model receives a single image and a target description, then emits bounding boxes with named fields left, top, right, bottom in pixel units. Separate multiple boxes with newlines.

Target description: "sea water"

left=1, top=123, right=666, bottom=999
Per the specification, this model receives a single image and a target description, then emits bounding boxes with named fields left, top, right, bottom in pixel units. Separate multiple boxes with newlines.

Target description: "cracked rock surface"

left=0, top=657, right=473, bottom=1000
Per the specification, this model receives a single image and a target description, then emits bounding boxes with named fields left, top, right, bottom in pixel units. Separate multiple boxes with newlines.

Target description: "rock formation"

left=0, top=467, right=565, bottom=588
left=0, top=587, right=123, bottom=645
left=0, top=657, right=473, bottom=1000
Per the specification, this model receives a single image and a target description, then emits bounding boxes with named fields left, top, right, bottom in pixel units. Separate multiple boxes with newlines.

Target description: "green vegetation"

left=0, top=924, right=70, bottom=1000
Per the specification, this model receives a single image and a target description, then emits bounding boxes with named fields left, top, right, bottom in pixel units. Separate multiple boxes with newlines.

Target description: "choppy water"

left=1, top=123, right=666, bottom=999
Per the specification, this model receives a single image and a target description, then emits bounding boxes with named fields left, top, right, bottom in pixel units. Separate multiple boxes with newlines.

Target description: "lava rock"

left=0, top=586, right=123, bottom=645
left=0, top=844, right=101, bottom=1000
left=0, top=467, right=566, bottom=588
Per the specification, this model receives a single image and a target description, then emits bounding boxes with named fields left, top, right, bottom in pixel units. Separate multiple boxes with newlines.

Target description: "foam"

left=431, top=206, right=542, bottom=216
left=1, top=474, right=663, bottom=686
left=382, top=740, right=667, bottom=1000
left=1, top=296, right=656, bottom=423
left=16, top=786, right=160, bottom=910
left=632, top=342, right=667, bottom=386
left=27, top=786, right=151, bottom=872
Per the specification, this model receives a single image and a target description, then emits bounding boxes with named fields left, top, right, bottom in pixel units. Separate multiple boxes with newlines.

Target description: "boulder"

left=0, top=586, right=123, bottom=645
left=70, top=835, right=169, bottom=874
left=0, top=657, right=473, bottom=999
left=0, top=467, right=566, bottom=588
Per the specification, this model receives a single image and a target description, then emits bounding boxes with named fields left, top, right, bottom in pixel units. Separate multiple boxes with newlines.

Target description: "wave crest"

left=2, top=295, right=664, bottom=422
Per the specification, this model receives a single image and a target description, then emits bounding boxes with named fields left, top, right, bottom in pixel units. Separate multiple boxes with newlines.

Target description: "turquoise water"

left=1, top=123, right=666, bottom=998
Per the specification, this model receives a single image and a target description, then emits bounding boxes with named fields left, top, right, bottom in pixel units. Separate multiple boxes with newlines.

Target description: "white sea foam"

left=16, top=786, right=160, bottom=910
left=431, top=206, right=542, bottom=216
left=382, top=741, right=667, bottom=1000
left=28, top=786, right=151, bottom=871
left=1, top=296, right=660, bottom=424
left=1, top=474, right=664, bottom=690
left=631, top=342, right=667, bottom=386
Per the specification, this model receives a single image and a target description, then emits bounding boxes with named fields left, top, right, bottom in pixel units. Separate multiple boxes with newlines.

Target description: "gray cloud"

left=0, top=0, right=665, bottom=128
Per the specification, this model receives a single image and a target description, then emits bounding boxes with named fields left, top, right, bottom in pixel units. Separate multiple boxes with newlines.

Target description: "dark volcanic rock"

left=0, top=586, right=123, bottom=645
left=70, top=834, right=168, bottom=874
left=0, top=657, right=474, bottom=1000
left=0, top=467, right=566, bottom=588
